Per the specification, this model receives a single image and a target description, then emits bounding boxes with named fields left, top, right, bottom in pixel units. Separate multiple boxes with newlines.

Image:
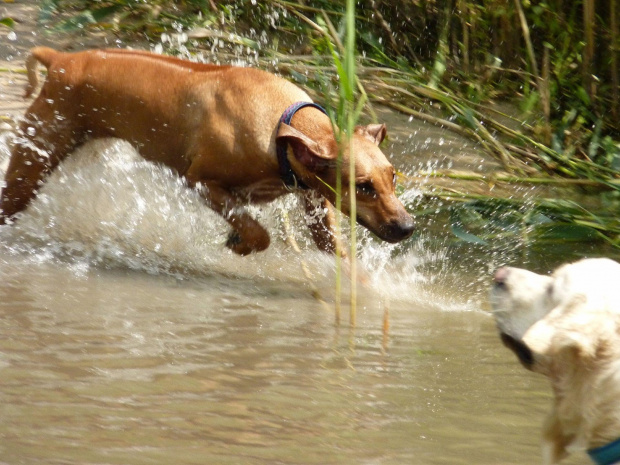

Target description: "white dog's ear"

left=526, top=296, right=604, bottom=364
left=552, top=330, right=599, bottom=360
left=521, top=296, right=592, bottom=365
left=523, top=319, right=598, bottom=375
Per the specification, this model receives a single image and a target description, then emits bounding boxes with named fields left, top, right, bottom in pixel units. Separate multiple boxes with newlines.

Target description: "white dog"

left=490, top=258, right=620, bottom=465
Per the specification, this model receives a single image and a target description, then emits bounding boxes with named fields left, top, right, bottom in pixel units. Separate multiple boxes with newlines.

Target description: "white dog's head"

left=491, top=258, right=620, bottom=372
left=490, top=258, right=620, bottom=463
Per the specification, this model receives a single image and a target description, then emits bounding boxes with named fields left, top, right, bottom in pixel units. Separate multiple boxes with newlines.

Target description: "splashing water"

left=0, top=24, right=505, bottom=313
left=0, top=130, right=483, bottom=311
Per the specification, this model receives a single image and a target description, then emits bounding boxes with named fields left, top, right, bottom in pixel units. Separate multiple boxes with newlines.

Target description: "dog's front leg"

left=541, top=410, right=571, bottom=465
left=302, top=191, right=345, bottom=256
left=191, top=181, right=270, bottom=256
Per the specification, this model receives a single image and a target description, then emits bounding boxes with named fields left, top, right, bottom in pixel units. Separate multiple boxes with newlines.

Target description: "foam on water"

left=0, top=131, right=481, bottom=311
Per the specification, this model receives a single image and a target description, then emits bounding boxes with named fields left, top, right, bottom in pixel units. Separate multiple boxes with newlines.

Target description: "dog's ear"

left=552, top=330, right=599, bottom=360
left=525, top=297, right=606, bottom=364
left=276, top=123, right=335, bottom=171
left=551, top=310, right=615, bottom=362
left=354, top=123, right=387, bottom=145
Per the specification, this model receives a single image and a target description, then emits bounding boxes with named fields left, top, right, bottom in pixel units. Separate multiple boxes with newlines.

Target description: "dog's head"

left=490, top=258, right=620, bottom=374
left=276, top=122, right=414, bottom=243
left=491, top=258, right=620, bottom=460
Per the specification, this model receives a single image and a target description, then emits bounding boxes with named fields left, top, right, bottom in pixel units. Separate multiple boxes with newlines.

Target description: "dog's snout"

left=398, top=217, right=416, bottom=239
left=382, top=217, right=415, bottom=242
left=493, top=267, right=510, bottom=288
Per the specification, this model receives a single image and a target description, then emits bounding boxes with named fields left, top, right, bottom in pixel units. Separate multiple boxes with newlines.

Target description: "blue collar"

left=276, top=101, right=327, bottom=189
left=588, top=438, right=620, bottom=465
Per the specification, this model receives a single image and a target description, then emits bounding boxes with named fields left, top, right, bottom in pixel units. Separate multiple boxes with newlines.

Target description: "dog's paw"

left=226, top=231, right=242, bottom=248
left=226, top=229, right=270, bottom=255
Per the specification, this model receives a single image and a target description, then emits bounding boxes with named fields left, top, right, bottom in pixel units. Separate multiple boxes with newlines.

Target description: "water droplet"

left=7, top=31, right=17, bottom=41
left=26, top=127, right=36, bottom=137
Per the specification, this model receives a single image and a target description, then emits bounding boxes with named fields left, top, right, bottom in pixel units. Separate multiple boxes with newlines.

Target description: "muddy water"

left=0, top=4, right=593, bottom=459
left=0, top=130, right=588, bottom=465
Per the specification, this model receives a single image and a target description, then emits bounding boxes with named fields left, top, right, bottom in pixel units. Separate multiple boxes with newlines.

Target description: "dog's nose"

left=396, top=217, right=415, bottom=239
left=493, top=267, right=510, bottom=287
left=400, top=218, right=416, bottom=239
left=382, top=217, right=415, bottom=242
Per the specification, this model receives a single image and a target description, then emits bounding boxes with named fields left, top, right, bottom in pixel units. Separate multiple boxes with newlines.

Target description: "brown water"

left=0, top=6, right=595, bottom=459
left=0, top=255, right=565, bottom=465
left=0, top=133, right=588, bottom=464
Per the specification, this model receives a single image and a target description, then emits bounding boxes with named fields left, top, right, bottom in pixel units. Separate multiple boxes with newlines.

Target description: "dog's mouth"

left=500, top=332, right=535, bottom=370
left=356, top=216, right=415, bottom=243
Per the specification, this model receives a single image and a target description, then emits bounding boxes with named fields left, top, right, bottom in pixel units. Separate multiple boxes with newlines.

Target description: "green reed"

left=323, top=0, right=365, bottom=325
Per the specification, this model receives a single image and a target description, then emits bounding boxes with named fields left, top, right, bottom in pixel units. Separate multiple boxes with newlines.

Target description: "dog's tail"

left=24, top=46, right=60, bottom=99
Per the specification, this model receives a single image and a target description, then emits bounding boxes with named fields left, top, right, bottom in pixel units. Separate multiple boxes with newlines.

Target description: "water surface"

left=0, top=135, right=588, bottom=464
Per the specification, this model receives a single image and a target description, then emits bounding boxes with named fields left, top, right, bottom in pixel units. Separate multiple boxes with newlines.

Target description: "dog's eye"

left=356, top=181, right=376, bottom=196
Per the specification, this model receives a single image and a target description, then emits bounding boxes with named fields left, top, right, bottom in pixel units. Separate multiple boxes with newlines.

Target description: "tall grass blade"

left=344, top=0, right=358, bottom=326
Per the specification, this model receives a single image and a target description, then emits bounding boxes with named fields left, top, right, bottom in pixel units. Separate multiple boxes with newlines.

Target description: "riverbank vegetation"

left=32, top=1, right=620, bottom=249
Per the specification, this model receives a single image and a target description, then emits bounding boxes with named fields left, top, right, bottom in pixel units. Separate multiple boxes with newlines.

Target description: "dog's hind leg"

left=0, top=95, right=79, bottom=224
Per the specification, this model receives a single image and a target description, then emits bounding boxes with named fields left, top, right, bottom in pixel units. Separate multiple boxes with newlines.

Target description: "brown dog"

left=0, top=47, right=414, bottom=255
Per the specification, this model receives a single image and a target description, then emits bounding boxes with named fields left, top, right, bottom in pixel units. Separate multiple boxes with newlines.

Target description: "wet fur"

left=491, top=258, right=620, bottom=464
left=1, top=47, right=414, bottom=255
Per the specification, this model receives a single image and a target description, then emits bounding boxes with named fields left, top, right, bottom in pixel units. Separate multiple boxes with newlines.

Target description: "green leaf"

left=457, top=107, right=479, bottom=131
left=450, top=222, right=488, bottom=245
left=0, top=17, right=15, bottom=28
left=38, top=0, right=60, bottom=23
left=526, top=211, right=553, bottom=226
left=588, top=119, right=603, bottom=159
left=450, top=208, right=488, bottom=244
left=288, top=70, right=308, bottom=85
left=52, top=5, right=121, bottom=32
left=352, top=91, right=368, bottom=125
left=520, top=91, right=539, bottom=114
left=315, top=176, right=337, bottom=196
left=532, top=223, right=600, bottom=242
left=576, top=86, right=591, bottom=107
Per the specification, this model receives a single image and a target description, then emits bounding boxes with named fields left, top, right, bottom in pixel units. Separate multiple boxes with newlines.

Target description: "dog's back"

left=23, top=48, right=308, bottom=175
